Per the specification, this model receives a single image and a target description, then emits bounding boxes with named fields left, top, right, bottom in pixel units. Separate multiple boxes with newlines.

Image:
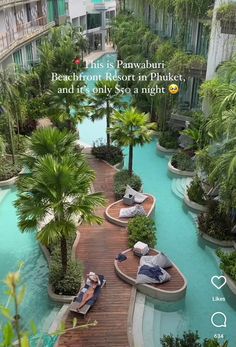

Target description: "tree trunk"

left=106, top=100, right=111, bottom=147
left=128, top=145, right=133, bottom=176
left=60, top=236, right=68, bottom=274
left=7, top=111, right=16, bottom=165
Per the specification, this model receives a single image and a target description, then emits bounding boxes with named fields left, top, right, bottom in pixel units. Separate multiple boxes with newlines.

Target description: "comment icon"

left=211, top=312, right=227, bottom=328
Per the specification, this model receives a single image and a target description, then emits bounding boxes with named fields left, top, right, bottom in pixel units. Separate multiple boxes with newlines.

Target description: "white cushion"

left=119, top=205, right=137, bottom=218
left=125, top=185, right=148, bottom=204
left=140, top=253, right=172, bottom=269
left=136, top=265, right=171, bottom=284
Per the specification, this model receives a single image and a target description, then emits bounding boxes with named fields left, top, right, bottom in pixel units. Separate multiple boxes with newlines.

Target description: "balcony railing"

left=0, top=17, right=55, bottom=59
left=0, top=0, right=26, bottom=7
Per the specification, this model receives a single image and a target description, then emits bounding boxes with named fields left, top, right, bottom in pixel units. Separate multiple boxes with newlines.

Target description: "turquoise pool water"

left=80, top=53, right=236, bottom=346
left=0, top=188, right=59, bottom=337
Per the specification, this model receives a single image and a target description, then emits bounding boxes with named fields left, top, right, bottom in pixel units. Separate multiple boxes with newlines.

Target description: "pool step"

left=143, top=300, right=155, bottom=347
left=133, top=292, right=146, bottom=347
left=171, top=177, right=192, bottom=199
left=0, top=188, right=10, bottom=204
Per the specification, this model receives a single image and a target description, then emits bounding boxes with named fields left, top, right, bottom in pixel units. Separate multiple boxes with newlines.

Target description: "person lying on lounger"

left=77, top=272, right=101, bottom=309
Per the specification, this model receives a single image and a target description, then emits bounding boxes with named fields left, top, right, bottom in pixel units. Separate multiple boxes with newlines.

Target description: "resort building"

left=126, top=0, right=236, bottom=127
left=0, top=0, right=68, bottom=69
left=68, top=0, right=116, bottom=51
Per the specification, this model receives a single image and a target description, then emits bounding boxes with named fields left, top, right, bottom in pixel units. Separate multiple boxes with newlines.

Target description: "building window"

left=26, top=44, right=33, bottom=66
left=196, top=23, right=210, bottom=58
left=87, top=13, right=102, bottom=30
left=26, top=3, right=32, bottom=22
left=13, top=49, right=23, bottom=67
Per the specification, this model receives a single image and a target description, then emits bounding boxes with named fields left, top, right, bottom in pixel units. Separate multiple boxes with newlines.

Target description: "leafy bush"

left=187, top=176, right=206, bottom=204
left=158, top=131, right=179, bottom=149
left=92, top=142, right=123, bottom=165
left=114, top=169, right=142, bottom=200
left=171, top=151, right=195, bottom=171
left=49, top=248, right=83, bottom=295
left=161, top=330, right=228, bottom=347
left=217, top=250, right=236, bottom=282
left=0, top=156, right=22, bottom=181
left=128, top=216, right=156, bottom=248
left=198, top=201, right=233, bottom=240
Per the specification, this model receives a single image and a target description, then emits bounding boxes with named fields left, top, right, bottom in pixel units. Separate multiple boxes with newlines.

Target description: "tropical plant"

left=217, top=250, right=236, bottom=282
left=110, top=107, right=157, bottom=175
left=0, top=266, right=97, bottom=346
left=158, top=131, right=179, bottom=149
left=161, top=330, right=228, bottom=347
left=198, top=200, right=233, bottom=241
left=0, top=135, right=6, bottom=156
left=187, top=176, right=206, bottom=205
left=128, top=216, right=157, bottom=248
left=90, top=80, right=126, bottom=146
left=171, top=151, right=195, bottom=171
left=91, top=140, right=123, bottom=165
left=22, top=127, right=79, bottom=170
left=114, top=169, right=142, bottom=200
left=15, top=154, right=105, bottom=274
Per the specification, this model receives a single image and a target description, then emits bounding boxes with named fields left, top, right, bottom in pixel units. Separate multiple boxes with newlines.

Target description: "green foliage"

left=158, top=131, right=179, bottom=149
left=216, top=3, right=236, bottom=21
left=114, top=169, right=142, bottom=200
left=91, top=142, right=123, bottom=165
left=171, top=151, right=195, bottom=171
left=198, top=201, right=233, bottom=240
left=161, top=330, right=228, bottom=346
left=174, top=0, right=214, bottom=20
left=187, top=176, right=206, bottom=204
left=217, top=250, right=236, bottom=282
left=0, top=156, right=21, bottom=181
left=128, top=216, right=157, bottom=248
left=155, top=42, right=176, bottom=64
left=49, top=247, right=83, bottom=295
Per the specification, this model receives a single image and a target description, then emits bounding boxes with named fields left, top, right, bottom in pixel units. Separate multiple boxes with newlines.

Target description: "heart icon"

left=211, top=276, right=227, bottom=289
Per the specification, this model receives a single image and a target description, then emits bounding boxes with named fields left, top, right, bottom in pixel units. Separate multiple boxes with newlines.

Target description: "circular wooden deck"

left=115, top=249, right=187, bottom=301
left=105, top=194, right=156, bottom=227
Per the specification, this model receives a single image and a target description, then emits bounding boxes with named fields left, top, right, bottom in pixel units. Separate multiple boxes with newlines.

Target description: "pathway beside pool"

left=84, top=44, right=115, bottom=65
left=58, top=155, right=132, bottom=347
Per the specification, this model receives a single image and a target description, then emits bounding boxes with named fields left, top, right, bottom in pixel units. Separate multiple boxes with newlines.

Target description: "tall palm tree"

left=15, top=154, right=105, bottom=274
left=22, top=127, right=79, bottom=169
left=110, top=107, right=157, bottom=175
left=48, top=79, right=87, bottom=131
left=90, top=80, right=126, bottom=146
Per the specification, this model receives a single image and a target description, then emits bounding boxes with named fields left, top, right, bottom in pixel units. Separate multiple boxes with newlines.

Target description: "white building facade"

left=68, top=0, right=116, bottom=51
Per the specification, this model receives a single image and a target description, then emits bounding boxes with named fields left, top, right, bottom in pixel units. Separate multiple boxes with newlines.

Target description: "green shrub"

left=91, top=143, right=123, bottom=165
left=0, top=156, right=22, bottom=181
left=128, top=216, right=157, bottom=248
left=49, top=248, right=83, bottom=295
left=158, top=132, right=179, bottom=149
left=198, top=201, right=233, bottom=241
left=114, top=169, right=142, bottom=200
left=217, top=250, right=236, bottom=282
left=171, top=151, right=195, bottom=171
left=161, top=330, right=228, bottom=346
left=187, top=176, right=206, bottom=204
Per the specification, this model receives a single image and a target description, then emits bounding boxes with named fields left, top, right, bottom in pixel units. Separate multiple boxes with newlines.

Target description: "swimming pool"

left=0, top=187, right=59, bottom=337
left=80, top=53, right=236, bottom=346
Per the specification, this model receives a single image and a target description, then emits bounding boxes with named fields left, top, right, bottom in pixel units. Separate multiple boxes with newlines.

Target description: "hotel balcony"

left=0, top=0, right=28, bottom=8
left=0, top=16, right=55, bottom=62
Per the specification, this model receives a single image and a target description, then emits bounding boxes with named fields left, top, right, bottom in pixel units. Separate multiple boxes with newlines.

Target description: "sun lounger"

left=69, top=275, right=106, bottom=316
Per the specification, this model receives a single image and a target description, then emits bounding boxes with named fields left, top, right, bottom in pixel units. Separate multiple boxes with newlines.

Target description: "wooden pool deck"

left=57, top=157, right=132, bottom=347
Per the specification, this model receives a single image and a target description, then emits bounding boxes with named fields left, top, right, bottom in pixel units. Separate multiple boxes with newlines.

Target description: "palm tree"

left=15, top=154, right=105, bottom=274
left=47, top=79, right=87, bottom=131
left=90, top=80, right=126, bottom=146
left=22, top=127, right=79, bottom=169
left=110, top=107, right=157, bottom=175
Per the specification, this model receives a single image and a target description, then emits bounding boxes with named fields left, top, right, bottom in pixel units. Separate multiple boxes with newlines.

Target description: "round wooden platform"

left=105, top=194, right=156, bottom=227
